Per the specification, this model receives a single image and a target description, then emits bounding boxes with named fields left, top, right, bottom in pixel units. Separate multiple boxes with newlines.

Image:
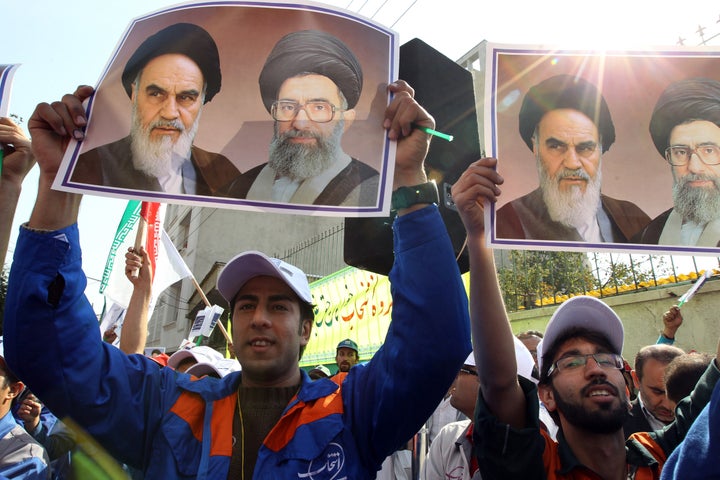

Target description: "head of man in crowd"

left=258, top=30, right=361, bottom=181
left=121, top=23, right=221, bottom=179
left=649, top=78, right=720, bottom=228
left=167, top=345, right=225, bottom=374
left=0, top=356, right=24, bottom=416
left=217, top=252, right=314, bottom=387
left=663, top=351, right=713, bottom=409
left=519, top=74, right=615, bottom=231
left=632, top=344, right=685, bottom=424
left=517, top=330, right=544, bottom=367
left=335, top=338, right=359, bottom=373
left=308, top=364, right=331, bottom=380
left=536, top=296, right=628, bottom=434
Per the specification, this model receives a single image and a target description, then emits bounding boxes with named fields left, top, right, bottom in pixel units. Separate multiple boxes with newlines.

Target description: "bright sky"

left=2, top=0, right=720, bottom=309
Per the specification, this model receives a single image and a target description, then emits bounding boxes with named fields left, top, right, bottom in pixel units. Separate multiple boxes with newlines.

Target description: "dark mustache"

left=580, top=378, right=619, bottom=397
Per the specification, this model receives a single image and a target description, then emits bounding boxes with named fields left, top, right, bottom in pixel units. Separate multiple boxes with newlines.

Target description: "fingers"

left=125, top=247, right=144, bottom=272
left=452, top=158, right=504, bottom=203
left=29, top=86, right=93, bottom=140
left=384, top=81, right=434, bottom=141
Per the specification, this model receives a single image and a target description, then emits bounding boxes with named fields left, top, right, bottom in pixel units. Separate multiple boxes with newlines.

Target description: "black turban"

left=259, top=30, right=363, bottom=112
left=649, top=77, right=720, bottom=156
left=122, top=23, right=221, bottom=103
left=518, top=74, right=615, bottom=153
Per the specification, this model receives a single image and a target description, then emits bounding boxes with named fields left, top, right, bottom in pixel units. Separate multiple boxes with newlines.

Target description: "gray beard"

left=673, top=173, right=720, bottom=225
left=539, top=156, right=602, bottom=229
left=129, top=105, right=200, bottom=178
left=268, top=120, right=344, bottom=181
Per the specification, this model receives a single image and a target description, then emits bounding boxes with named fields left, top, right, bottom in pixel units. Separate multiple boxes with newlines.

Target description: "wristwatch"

left=391, top=180, right=439, bottom=211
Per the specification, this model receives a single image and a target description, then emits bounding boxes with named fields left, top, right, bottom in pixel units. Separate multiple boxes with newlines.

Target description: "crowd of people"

left=1, top=29, right=720, bottom=480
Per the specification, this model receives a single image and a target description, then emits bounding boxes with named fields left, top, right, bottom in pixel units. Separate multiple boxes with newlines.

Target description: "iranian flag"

left=99, top=200, right=192, bottom=310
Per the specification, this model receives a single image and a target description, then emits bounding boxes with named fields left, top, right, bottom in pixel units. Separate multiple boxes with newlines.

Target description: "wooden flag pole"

left=190, top=275, right=233, bottom=349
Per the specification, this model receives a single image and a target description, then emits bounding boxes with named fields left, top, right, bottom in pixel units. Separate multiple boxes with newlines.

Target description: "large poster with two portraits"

left=487, top=44, right=720, bottom=256
left=53, top=1, right=398, bottom=217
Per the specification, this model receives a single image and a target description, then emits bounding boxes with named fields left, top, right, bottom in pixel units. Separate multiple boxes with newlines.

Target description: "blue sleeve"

left=0, top=457, right=49, bottom=480
left=4, top=225, right=166, bottom=468
left=342, top=205, right=471, bottom=469
left=660, top=379, right=720, bottom=480
left=656, top=334, right=675, bottom=345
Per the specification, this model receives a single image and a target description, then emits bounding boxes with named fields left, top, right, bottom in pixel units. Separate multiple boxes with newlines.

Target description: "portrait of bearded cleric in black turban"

left=55, top=3, right=396, bottom=216
left=71, top=22, right=240, bottom=197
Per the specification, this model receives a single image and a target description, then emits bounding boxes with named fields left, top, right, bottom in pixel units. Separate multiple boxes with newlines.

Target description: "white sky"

left=2, top=0, right=720, bottom=310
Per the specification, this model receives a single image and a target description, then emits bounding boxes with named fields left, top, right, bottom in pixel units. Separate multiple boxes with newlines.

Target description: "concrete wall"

left=508, top=278, right=720, bottom=361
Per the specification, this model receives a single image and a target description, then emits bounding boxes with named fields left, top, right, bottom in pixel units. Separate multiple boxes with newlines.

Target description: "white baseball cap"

left=217, top=251, right=311, bottom=304
left=536, top=296, right=624, bottom=376
left=186, top=358, right=241, bottom=378
left=463, top=336, right=537, bottom=383
left=167, top=345, right=224, bottom=371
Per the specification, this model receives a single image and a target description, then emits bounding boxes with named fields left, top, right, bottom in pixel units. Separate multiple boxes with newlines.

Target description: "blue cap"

left=336, top=338, right=358, bottom=353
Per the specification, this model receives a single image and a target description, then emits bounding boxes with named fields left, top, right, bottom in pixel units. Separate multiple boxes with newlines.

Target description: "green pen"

left=413, top=124, right=454, bottom=142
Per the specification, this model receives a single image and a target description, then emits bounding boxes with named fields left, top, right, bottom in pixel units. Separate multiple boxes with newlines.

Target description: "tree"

left=496, top=250, right=595, bottom=311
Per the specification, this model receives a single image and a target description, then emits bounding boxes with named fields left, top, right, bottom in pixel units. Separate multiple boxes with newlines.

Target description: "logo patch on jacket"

left=297, top=443, right=346, bottom=480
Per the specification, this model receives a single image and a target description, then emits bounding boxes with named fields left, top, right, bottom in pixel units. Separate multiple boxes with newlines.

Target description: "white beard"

left=129, top=105, right=200, bottom=178
left=539, top=155, right=602, bottom=229
left=673, top=173, right=720, bottom=225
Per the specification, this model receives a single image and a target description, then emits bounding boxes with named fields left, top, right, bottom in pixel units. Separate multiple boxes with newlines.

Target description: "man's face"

left=450, top=364, right=479, bottom=418
left=335, top=347, right=359, bottom=372
left=633, top=358, right=675, bottom=423
left=129, top=53, right=204, bottom=178
left=535, top=109, right=603, bottom=227
left=539, top=338, right=629, bottom=434
left=520, top=335, right=542, bottom=367
left=132, top=53, right=204, bottom=140
left=669, top=120, right=720, bottom=225
left=231, top=275, right=311, bottom=387
left=268, top=74, right=356, bottom=181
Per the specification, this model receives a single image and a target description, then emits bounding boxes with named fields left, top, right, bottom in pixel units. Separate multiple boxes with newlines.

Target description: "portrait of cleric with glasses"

left=634, top=78, right=720, bottom=247
left=224, top=30, right=380, bottom=207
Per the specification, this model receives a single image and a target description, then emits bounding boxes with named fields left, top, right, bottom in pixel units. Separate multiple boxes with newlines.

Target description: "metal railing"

left=273, top=223, right=347, bottom=282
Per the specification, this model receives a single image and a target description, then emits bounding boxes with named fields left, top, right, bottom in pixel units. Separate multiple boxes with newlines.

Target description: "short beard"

left=539, top=155, right=602, bottom=229
left=268, top=120, right=344, bottom=181
left=552, top=379, right=629, bottom=434
left=673, top=173, right=720, bottom=224
left=129, top=104, right=200, bottom=178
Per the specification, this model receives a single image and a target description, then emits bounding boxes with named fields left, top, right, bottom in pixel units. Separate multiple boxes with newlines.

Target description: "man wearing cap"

left=452, top=157, right=720, bottom=479
left=496, top=74, right=649, bottom=242
left=308, top=365, right=331, bottom=380
left=225, top=30, right=379, bottom=206
left=421, top=339, right=536, bottom=480
left=336, top=338, right=360, bottom=373
left=71, top=23, right=240, bottom=195
left=5, top=79, right=470, bottom=478
left=0, top=355, right=50, bottom=479
left=635, top=78, right=720, bottom=246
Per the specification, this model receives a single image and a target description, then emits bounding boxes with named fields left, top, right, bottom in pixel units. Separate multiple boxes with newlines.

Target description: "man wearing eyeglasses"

left=451, top=157, right=720, bottom=479
left=496, top=74, right=650, bottom=242
left=226, top=30, right=379, bottom=206
left=635, top=78, right=720, bottom=246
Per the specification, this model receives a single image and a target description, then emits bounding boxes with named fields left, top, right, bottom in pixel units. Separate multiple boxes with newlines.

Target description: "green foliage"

left=497, top=250, right=595, bottom=311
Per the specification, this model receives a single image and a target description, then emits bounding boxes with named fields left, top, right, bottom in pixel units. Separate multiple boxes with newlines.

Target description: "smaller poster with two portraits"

left=486, top=43, right=720, bottom=256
